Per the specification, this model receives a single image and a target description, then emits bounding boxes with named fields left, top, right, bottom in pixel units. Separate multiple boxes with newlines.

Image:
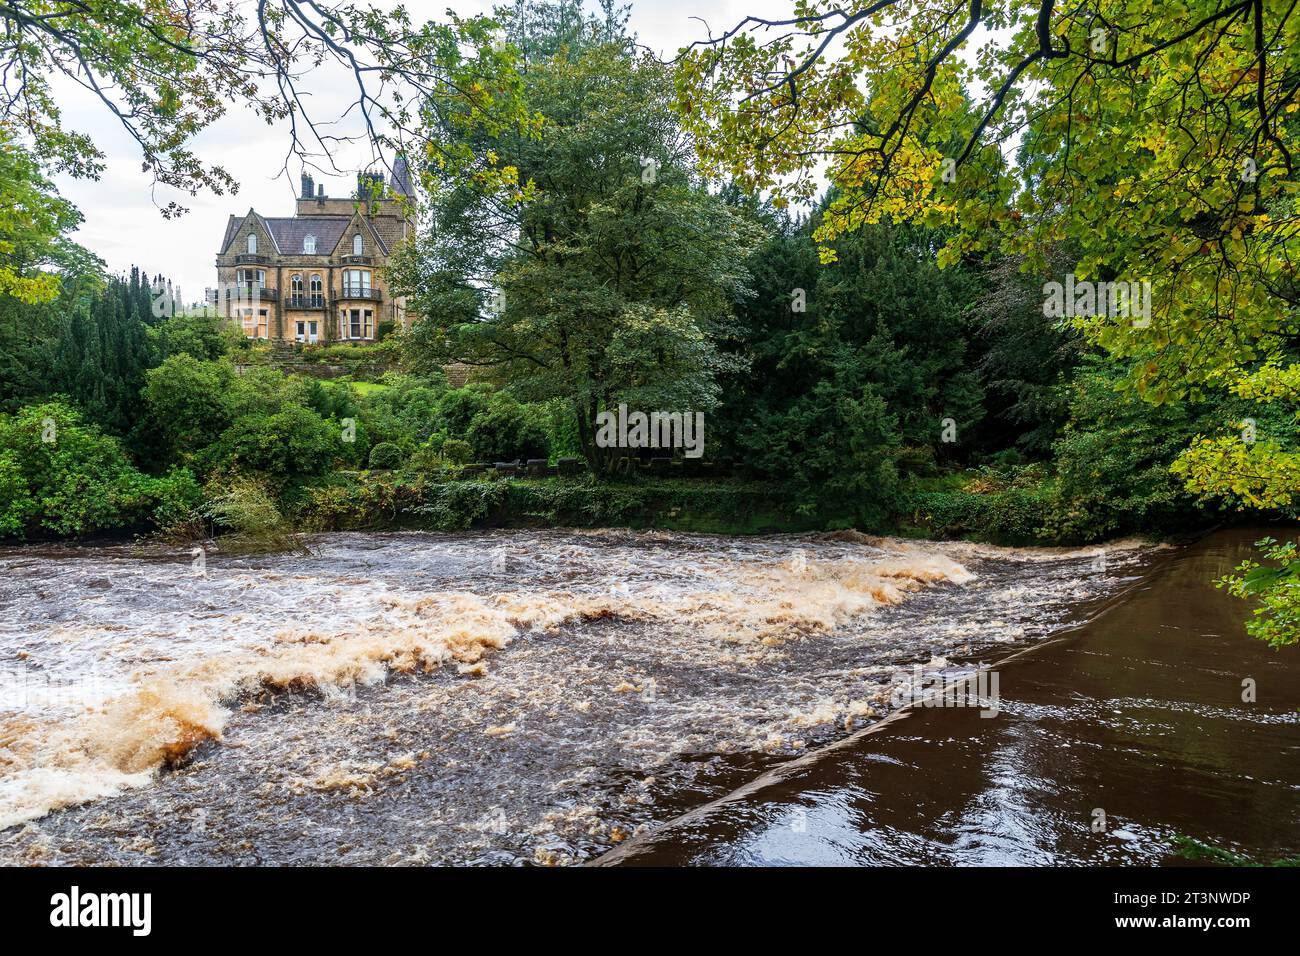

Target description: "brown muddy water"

left=0, top=527, right=1259, bottom=866
left=594, top=527, right=1300, bottom=866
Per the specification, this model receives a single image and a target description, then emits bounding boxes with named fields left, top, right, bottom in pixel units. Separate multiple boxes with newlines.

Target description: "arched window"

left=291, top=274, right=303, bottom=300
left=310, top=274, right=322, bottom=305
left=303, top=235, right=316, bottom=254
left=247, top=232, right=257, bottom=254
left=352, top=233, right=363, bottom=256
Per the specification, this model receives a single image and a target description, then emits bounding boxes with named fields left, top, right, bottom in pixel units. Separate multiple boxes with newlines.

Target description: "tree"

left=139, top=354, right=237, bottom=461
left=159, top=310, right=240, bottom=362
left=392, top=3, right=763, bottom=473
left=1, top=1, right=534, bottom=214
left=0, top=132, right=84, bottom=304
left=205, top=406, right=340, bottom=481
left=677, top=1, right=1300, bottom=427
left=679, top=1, right=1300, bottom=637
left=711, top=203, right=984, bottom=520
left=969, top=245, right=1088, bottom=455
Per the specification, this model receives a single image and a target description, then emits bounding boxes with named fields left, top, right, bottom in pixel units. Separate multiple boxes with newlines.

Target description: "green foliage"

left=433, top=385, right=493, bottom=436
left=1174, top=835, right=1300, bottom=867
left=368, top=442, right=404, bottom=470
left=140, top=355, right=237, bottom=461
left=0, top=133, right=83, bottom=305
left=0, top=401, right=199, bottom=537
left=300, top=471, right=807, bottom=534
left=1219, top=537, right=1300, bottom=648
left=906, top=485, right=1056, bottom=546
left=464, top=395, right=550, bottom=462
left=715, top=212, right=988, bottom=523
left=969, top=249, right=1086, bottom=455
left=202, top=477, right=305, bottom=555
left=159, top=310, right=238, bottom=362
left=393, top=10, right=763, bottom=472
left=441, top=439, right=473, bottom=465
left=2, top=2, right=535, bottom=219
left=296, top=338, right=405, bottom=367
left=1044, top=361, right=1212, bottom=542
left=203, top=406, right=340, bottom=482
left=356, top=373, right=445, bottom=450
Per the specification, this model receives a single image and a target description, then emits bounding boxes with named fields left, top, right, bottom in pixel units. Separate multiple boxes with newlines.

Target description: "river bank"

left=592, top=527, right=1300, bottom=866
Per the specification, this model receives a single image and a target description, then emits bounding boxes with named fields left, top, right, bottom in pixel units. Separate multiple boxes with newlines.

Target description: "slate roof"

left=266, top=216, right=351, bottom=254
left=390, top=155, right=413, bottom=196
left=219, top=214, right=389, bottom=256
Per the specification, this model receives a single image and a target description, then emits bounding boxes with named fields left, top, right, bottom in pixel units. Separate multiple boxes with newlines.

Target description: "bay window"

left=342, top=269, right=371, bottom=296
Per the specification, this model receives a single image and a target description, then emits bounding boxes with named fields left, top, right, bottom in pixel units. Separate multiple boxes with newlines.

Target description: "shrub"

left=159, top=311, right=239, bottom=361
left=465, top=396, right=550, bottom=462
left=434, top=384, right=494, bottom=436
left=368, top=441, right=404, bottom=469
left=0, top=402, right=199, bottom=538
left=441, top=438, right=473, bottom=465
left=204, top=406, right=339, bottom=481
left=140, top=355, right=237, bottom=459
left=203, top=476, right=306, bottom=553
left=907, top=485, right=1055, bottom=545
left=1043, top=362, right=1209, bottom=541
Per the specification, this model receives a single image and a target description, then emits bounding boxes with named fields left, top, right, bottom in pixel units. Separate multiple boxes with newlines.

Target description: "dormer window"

left=352, top=233, right=363, bottom=256
left=247, top=233, right=258, bottom=254
left=303, top=235, right=316, bottom=254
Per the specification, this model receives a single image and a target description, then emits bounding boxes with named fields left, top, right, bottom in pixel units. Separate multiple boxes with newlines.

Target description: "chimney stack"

left=316, top=183, right=325, bottom=203
left=301, top=172, right=314, bottom=199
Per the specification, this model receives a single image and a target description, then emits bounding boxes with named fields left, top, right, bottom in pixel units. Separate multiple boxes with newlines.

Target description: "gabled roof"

left=219, top=209, right=285, bottom=255
left=220, top=205, right=394, bottom=258
left=328, top=211, right=390, bottom=256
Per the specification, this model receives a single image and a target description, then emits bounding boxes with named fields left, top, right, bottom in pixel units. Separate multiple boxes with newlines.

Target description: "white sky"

left=48, top=0, right=785, bottom=304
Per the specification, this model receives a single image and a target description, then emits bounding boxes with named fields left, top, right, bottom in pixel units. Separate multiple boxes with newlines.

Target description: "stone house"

left=213, top=159, right=415, bottom=344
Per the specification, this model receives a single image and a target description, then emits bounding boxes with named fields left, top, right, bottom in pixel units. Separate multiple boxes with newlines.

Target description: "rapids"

left=0, top=529, right=1156, bottom=864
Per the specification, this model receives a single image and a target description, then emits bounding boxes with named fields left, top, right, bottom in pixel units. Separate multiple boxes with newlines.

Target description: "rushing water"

left=594, top=528, right=1300, bottom=866
left=0, top=529, right=1158, bottom=865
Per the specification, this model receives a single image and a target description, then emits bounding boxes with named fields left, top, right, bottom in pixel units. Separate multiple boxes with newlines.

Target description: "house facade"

left=213, top=160, right=415, bottom=344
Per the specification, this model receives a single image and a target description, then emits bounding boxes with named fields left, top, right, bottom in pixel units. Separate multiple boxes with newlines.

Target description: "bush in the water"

left=202, top=476, right=305, bottom=553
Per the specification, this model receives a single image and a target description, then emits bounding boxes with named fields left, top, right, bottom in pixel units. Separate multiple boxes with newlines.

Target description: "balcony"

left=338, top=287, right=382, bottom=302
left=284, top=295, right=327, bottom=310
left=219, top=286, right=277, bottom=302
left=235, top=254, right=269, bottom=265
left=341, top=255, right=373, bottom=266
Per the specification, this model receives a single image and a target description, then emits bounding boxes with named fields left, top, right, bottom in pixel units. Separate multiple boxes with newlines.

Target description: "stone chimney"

left=301, top=172, right=314, bottom=199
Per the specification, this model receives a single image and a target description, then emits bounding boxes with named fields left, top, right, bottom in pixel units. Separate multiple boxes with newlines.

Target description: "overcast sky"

left=49, top=0, right=784, bottom=304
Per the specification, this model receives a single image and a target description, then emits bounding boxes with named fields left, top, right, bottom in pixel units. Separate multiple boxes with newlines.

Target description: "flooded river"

left=0, top=527, right=1271, bottom=866
left=595, top=527, right=1300, bottom=866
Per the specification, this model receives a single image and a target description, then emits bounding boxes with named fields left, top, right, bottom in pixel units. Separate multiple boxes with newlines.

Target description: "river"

left=0, top=528, right=1289, bottom=865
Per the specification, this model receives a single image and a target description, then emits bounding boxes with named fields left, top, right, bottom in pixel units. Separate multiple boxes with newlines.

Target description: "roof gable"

left=220, top=209, right=281, bottom=255
left=329, top=212, right=389, bottom=257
